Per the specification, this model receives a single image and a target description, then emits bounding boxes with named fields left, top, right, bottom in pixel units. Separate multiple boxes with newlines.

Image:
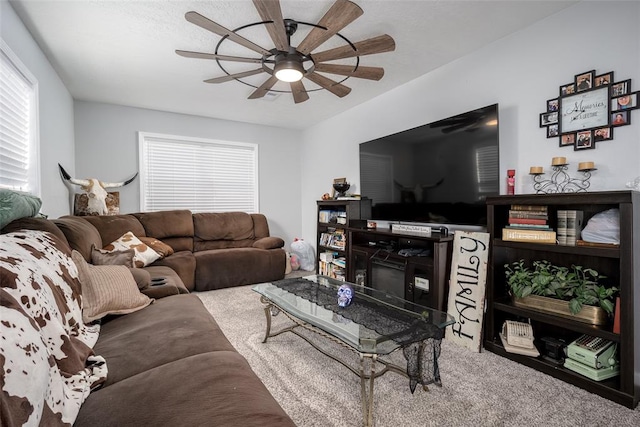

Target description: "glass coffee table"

left=253, top=275, right=455, bottom=427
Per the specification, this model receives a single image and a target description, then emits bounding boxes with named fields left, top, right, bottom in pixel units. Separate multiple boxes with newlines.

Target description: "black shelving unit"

left=316, top=199, right=371, bottom=280
left=484, top=191, right=639, bottom=408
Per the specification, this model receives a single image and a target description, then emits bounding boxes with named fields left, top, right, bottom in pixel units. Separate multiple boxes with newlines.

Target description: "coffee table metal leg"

left=359, top=353, right=377, bottom=427
left=260, top=297, right=272, bottom=343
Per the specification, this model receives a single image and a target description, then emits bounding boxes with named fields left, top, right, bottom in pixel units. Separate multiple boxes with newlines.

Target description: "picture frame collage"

left=540, top=70, right=639, bottom=150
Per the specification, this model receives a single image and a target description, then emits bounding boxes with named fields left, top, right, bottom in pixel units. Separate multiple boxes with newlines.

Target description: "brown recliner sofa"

left=49, top=209, right=286, bottom=292
left=1, top=213, right=295, bottom=426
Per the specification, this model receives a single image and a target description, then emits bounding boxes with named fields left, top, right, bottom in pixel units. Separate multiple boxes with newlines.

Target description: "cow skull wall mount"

left=58, top=164, right=138, bottom=215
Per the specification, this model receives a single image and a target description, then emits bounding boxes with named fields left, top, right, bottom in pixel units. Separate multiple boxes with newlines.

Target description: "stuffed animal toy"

left=289, top=253, right=300, bottom=270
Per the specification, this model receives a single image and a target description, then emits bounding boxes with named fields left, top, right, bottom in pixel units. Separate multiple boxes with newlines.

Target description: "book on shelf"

left=565, top=210, right=584, bottom=246
left=508, top=217, right=548, bottom=225
left=502, top=228, right=556, bottom=243
left=319, top=229, right=346, bottom=250
left=510, top=204, right=548, bottom=212
left=318, top=210, right=332, bottom=223
left=557, top=210, right=568, bottom=246
left=575, top=240, right=619, bottom=248
left=508, top=210, right=549, bottom=220
left=505, top=224, right=551, bottom=230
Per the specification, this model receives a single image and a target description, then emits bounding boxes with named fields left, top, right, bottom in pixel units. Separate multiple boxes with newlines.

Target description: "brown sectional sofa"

left=47, top=209, right=286, bottom=292
left=0, top=211, right=294, bottom=426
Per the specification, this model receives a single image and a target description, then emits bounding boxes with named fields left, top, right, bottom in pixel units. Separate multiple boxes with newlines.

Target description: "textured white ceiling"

left=10, top=0, right=577, bottom=129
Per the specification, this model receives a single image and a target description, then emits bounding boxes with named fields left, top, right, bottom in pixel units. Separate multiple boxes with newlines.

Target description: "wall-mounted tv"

left=359, top=104, right=499, bottom=229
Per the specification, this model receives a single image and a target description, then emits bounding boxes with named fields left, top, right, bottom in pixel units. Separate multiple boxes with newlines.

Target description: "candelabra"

left=529, top=159, right=596, bottom=194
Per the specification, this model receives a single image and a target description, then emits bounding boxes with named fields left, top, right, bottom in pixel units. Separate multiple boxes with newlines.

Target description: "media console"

left=316, top=199, right=454, bottom=312
left=347, top=227, right=453, bottom=312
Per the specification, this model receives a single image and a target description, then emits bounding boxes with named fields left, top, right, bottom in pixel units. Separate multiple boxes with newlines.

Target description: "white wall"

left=73, top=102, right=302, bottom=245
left=300, top=0, right=640, bottom=245
left=1, top=0, right=75, bottom=218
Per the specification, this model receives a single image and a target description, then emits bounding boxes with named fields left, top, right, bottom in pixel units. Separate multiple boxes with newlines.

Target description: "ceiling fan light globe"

left=275, top=68, right=304, bottom=82
left=274, top=58, right=304, bottom=82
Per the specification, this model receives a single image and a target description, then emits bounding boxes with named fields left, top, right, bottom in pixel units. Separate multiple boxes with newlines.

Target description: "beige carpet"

left=197, top=284, right=640, bottom=427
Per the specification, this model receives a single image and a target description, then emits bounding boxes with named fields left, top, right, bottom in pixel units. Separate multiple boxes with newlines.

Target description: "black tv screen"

left=359, top=104, right=499, bottom=228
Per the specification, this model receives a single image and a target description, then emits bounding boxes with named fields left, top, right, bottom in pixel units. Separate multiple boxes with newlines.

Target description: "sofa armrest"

left=252, top=236, right=285, bottom=250
left=141, top=283, right=181, bottom=299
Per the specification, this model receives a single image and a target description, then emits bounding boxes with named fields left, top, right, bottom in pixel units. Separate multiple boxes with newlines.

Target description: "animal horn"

left=101, top=172, right=139, bottom=189
left=58, top=163, right=90, bottom=187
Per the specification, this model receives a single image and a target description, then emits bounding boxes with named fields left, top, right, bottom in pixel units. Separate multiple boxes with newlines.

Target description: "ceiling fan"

left=176, top=0, right=395, bottom=103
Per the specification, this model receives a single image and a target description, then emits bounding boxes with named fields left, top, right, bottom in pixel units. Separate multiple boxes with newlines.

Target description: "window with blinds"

left=0, top=40, right=39, bottom=194
left=476, top=145, right=499, bottom=195
left=138, top=132, right=258, bottom=213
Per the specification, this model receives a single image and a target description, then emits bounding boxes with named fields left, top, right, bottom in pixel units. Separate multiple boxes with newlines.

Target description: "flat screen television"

left=359, top=104, right=499, bottom=229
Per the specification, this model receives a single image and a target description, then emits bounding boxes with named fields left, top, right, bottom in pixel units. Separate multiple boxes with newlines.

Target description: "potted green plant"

left=504, top=259, right=618, bottom=325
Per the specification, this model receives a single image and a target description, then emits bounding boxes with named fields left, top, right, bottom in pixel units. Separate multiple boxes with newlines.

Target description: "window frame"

left=137, top=131, right=259, bottom=213
left=0, top=39, right=40, bottom=195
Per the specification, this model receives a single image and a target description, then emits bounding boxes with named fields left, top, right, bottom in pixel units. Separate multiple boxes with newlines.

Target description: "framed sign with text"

left=540, top=70, right=639, bottom=150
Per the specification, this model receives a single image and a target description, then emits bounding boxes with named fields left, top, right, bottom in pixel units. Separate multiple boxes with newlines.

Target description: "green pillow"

left=0, top=189, right=42, bottom=229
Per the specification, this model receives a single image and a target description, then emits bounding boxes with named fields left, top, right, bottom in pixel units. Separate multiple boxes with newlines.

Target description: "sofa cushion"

left=82, top=214, right=146, bottom=247
left=72, top=251, right=152, bottom=323
left=133, top=210, right=194, bottom=252
left=74, top=351, right=296, bottom=427
left=194, top=212, right=255, bottom=241
left=92, top=294, right=235, bottom=386
left=194, top=248, right=285, bottom=291
left=103, top=231, right=161, bottom=267
left=91, top=245, right=135, bottom=267
left=53, top=217, right=103, bottom=261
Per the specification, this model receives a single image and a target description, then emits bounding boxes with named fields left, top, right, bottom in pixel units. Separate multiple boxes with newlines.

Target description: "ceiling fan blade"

left=290, top=80, right=309, bottom=104
left=176, top=50, right=263, bottom=64
left=252, top=0, right=289, bottom=51
left=297, top=0, right=363, bottom=55
left=204, top=68, right=265, bottom=84
left=248, top=75, right=279, bottom=99
left=185, top=11, right=270, bottom=56
left=312, top=34, right=395, bottom=63
left=314, top=63, right=384, bottom=81
left=305, top=72, right=351, bottom=98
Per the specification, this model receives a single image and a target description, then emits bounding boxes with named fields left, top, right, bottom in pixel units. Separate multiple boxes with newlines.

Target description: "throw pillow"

left=71, top=251, right=152, bottom=323
left=138, top=236, right=174, bottom=258
left=91, top=244, right=135, bottom=267
left=103, top=231, right=161, bottom=268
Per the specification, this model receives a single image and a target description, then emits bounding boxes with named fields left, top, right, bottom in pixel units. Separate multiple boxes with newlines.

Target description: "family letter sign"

left=445, top=231, right=490, bottom=352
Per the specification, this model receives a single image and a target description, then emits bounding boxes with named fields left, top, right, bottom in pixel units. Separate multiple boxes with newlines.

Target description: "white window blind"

left=0, top=40, right=39, bottom=194
left=360, top=152, right=393, bottom=203
left=139, top=132, right=258, bottom=213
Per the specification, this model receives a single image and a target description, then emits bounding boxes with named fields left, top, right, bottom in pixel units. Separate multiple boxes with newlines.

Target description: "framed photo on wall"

left=575, top=70, right=594, bottom=92
left=541, top=69, right=636, bottom=149
left=595, top=72, right=613, bottom=87
left=560, top=133, right=575, bottom=147
left=575, top=130, right=593, bottom=150
left=559, top=86, right=609, bottom=133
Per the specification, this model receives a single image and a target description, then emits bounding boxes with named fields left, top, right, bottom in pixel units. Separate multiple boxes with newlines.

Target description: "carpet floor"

left=197, top=284, right=640, bottom=427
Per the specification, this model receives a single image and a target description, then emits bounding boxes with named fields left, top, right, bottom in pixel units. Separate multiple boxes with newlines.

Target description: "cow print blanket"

left=1, top=230, right=107, bottom=426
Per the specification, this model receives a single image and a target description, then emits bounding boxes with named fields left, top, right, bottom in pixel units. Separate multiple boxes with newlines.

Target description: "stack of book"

left=319, top=229, right=346, bottom=250
left=557, top=210, right=584, bottom=246
left=502, top=205, right=556, bottom=244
